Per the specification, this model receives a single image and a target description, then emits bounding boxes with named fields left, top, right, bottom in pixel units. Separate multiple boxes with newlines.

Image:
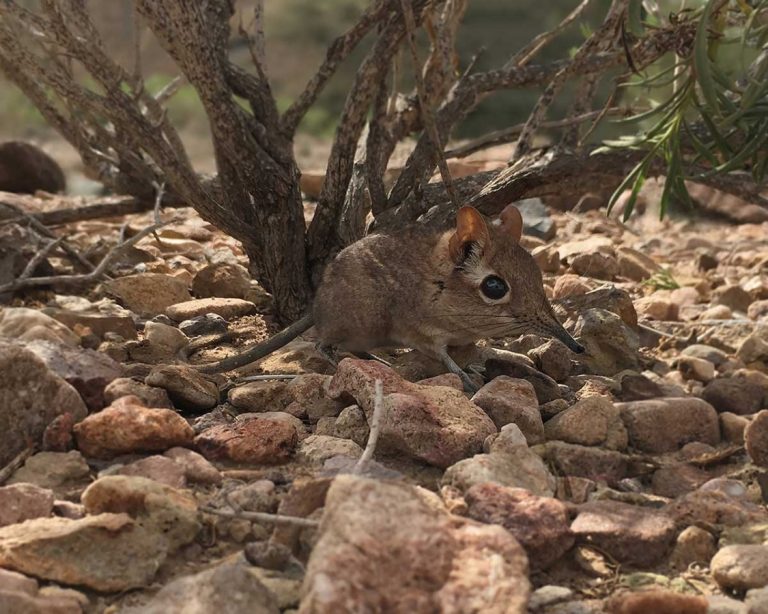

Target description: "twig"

left=154, top=75, right=184, bottom=106
left=200, top=505, right=319, bottom=528
left=507, top=0, right=595, bottom=68
left=18, top=236, right=65, bottom=281
left=354, top=379, right=385, bottom=472
left=0, top=446, right=34, bottom=486
left=0, top=218, right=173, bottom=294
left=398, top=0, right=459, bottom=209
left=152, top=181, right=166, bottom=224
left=234, top=374, right=300, bottom=383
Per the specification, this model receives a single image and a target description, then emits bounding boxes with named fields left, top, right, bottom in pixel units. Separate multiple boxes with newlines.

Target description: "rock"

left=700, top=304, right=733, bottom=320
left=615, top=398, right=720, bottom=453
left=711, top=545, right=768, bottom=591
left=532, top=245, right=560, bottom=273
left=228, top=380, right=289, bottom=412
left=46, top=307, right=137, bottom=341
left=115, top=455, right=187, bottom=488
left=543, top=441, right=628, bottom=486
left=749, top=299, right=768, bottom=321
left=669, top=525, right=716, bottom=570
left=702, top=377, right=765, bottom=415
left=682, top=344, right=729, bottom=366
left=0, top=307, right=80, bottom=346
left=571, top=500, right=677, bottom=567
left=163, top=447, right=221, bottom=484
left=82, top=475, right=199, bottom=551
left=486, top=423, right=529, bottom=454
left=707, top=595, right=750, bottom=614
left=0, top=567, right=38, bottom=594
left=665, top=490, right=768, bottom=527
left=465, top=483, right=573, bottom=570
left=471, top=376, right=544, bottom=444
left=651, top=464, right=710, bottom=498
left=528, top=585, right=574, bottom=611
left=328, top=359, right=496, bottom=468
left=617, top=247, right=660, bottom=281
left=225, top=480, right=278, bottom=513
left=484, top=352, right=563, bottom=403
left=192, top=262, right=252, bottom=299
left=746, top=410, right=768, bottom=467
left=0, top=513, right=167, bottom=591
left=573, top=309, right=641, bottom=376
left=677, top=356, right=716, bottom=382
left=714, top=285, right=753, bottom=313
left=570, top=252, right=619, bottom=280
left=140, top=321, right=188, bottom=359
left=559, top=236, right=614, bottom=260
left=746, top=587, right=768, bottom=614
left=73, top=395, right=194, bottom=459
left=19, top=339, right=122, bottom=411
left=332, top=405, right=370, bottom=448
left=552, top=274, right=593, bottom=299
left=121, top=560, right=279, bottom=614
left=604, top=591, right=707, bottom=614
left=0, top=141, right=66, bottom=194
left=617, top=373, right=665, bottom=401
left=634, top=295, right=679, bottom=321
left=178, top=313, right=228, bottom=336
left=8, top=451, right=90, bottom=490
left=528, top=339, right=572, bottom=383
left=0, top=483, right=54, bottom=528
left=145, top=365, right=219, bottom=412
left=103, top=377, right=173, bottom=408
left=195, top=414, right=298, bottom=464
left=300, top=475, right=530, bottom=614
left=0, top=342, right=87, bottom=467
left=285, top=374, right=343, bottom=422
left=442, top=449, right=556, bottom=497
left=0, top=586, right=85, bottom=613
left=297, top=434, right=364, bottom=465
left=544, top=396, right=628, bottom=450
left=516, top=198, right=556, bottom=240
left=166, top=298, right=257, bottom=321
left=721, top=412, right=750, bottom=443
left=106, top=273, right=191, bottom=318
left=737, top=330, right=768, bottom=364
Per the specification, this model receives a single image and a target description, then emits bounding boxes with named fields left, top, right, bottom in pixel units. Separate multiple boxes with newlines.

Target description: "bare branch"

left=200, top=505, right=320, bottom=528
left=354, top=379, right=384, bottom=472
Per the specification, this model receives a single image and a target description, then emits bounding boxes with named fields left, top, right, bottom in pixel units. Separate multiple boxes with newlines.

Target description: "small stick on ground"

left=199, top=505, right=319, bottom=528
left=354, top=379, right=384, bottom=472
left=0, top=446, right=34, bottom=486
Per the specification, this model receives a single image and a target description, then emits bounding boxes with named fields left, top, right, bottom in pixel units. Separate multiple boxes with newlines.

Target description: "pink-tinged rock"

left=544, top=396, right=627, bottom=450
left=228, top=380, right=289, bottom=413
left=664, top=490, right=768, bottom=527
left=0, top=567, right=38, bottom=594
left=328, top=359, right=496, bottom=469
left=194, top=415, right=298, bottom=464
left=163, top=447, right=221, bottom=485
left=670, top=526, right=716, bottom=570
left=42, top=412, right=76, bottom=452
left=417, top=373, right=465, bottom=390
left=604, top=591, right=707, bottom=614
left=19, top=340, right=122, bottom=411
left=144, top=365, right=218, bottom=412
left=0, top=484, right=55, bottom=528
left=472, top=376, right=544, bottom=443
left=442, top=450, right=556, bottom=497
left=571, top=500, right=677, bottom=567
left=748, top=299, right=768, bottom=321
left=300, top=475, right=530, bottom=614
left=528, top=339, right=572, bottom=383
left=73, top=395, right=194, bottom=459
left=0, top=342, right=87, bottom=468
left=615, top=398, right=720, bottom=453
left=720, top=412, right=750, bottom=443
left=0, top=514, right=168, bottom=591
left=634, top=296, right=679, bottom=321
left=0, top=590, right=84, bottom=614
left=285, top=374, right=344, bottom=423
left=651, top=464, right=710, bottom=498
left=746, top=410, right=768, bottom=467
left=465, top=483, right=574, bottom=570
left=552, top=274, right=592, bottom=299
left=165, top=298, right=256, bottom=321
left=543, top=441, right=628, bottom=486
left=115, top=455, right=186, bottom=488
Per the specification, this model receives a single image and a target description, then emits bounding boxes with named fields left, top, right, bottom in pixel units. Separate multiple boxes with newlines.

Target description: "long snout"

left=541, top=312, right=585, bottom=353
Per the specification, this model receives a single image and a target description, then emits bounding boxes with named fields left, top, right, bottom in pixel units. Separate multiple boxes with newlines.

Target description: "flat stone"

left=163, top=447, right=221, bottom=484
left=0, top=308, right=79, bottom=346
left=73, top=395, right=194, bottom=459
left=166, top=298, right=256, bottom=321
left=571, top=500, right=677, bottom=567
left=195, top=415, right=298, bottom=464
left=544, top=396, right=627, bottom=450
left=115, top=455, right=187, bottom=488
left=228, top=380, right=289, bottom=413
left=192, top=263, right=252, bottom=299
left=46, top=307, right=137, bottom=340
left=106, top=273, right=191, bottom=318
left=543, top=441, right=629, bottom=486
left=702, top=377, right=765, bottom=415
left=0, top=483, right=54, bottom=528
left=297, top=434, right=363, bottom=465
left=616, top=398, right=720, bottom=453
left=103, top=377, right=173, bottom=408
left=8, top=451, right=90, bottom=490
left=665, top=490, right=768, bottom=527
left=144, top=365, right=219, bottom=412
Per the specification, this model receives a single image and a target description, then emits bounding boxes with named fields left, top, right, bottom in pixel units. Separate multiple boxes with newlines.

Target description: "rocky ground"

left=0, top=170, right=767, bottom=614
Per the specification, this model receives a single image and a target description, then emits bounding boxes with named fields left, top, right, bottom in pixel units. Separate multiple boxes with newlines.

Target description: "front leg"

left=433, top=346, right=481, bottom=393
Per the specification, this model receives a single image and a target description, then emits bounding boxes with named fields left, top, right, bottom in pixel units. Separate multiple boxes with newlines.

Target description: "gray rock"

left=472, top=376, right=544, bottom=444
left=145, top=365, right=219, bottom=412
left=711, top=545, right=768, bottom=591
left=573, top=309, right=641, bottom=376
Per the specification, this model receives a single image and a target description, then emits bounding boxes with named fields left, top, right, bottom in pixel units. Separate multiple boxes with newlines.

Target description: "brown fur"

left=313, top=205, right=581, bottom=366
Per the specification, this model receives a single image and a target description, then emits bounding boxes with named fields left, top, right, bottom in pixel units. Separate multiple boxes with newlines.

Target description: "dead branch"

left=0, top=218, right=173, bottom=294
left=354, top=379, right=385, bottom=472
left=200, top=505, right=320, bottom=528
left=0, top=446, right=34, bottom=486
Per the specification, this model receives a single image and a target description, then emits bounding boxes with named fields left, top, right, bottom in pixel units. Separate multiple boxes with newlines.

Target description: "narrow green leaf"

left=693, top=0, right=722, bottom=116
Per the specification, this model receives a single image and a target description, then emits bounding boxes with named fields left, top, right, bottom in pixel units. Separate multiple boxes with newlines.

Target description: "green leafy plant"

left=597, top=0, right=768, bottom=220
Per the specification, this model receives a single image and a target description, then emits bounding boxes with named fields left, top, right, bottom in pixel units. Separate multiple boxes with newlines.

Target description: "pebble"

left=669, top=525, right=717, bottom=570
left=544, top=395, right=627, bottom=450
left=106, top=273, right=191, bottom=317
left=114, top=455, right=187, bottom=488
left=0, top=483, right=55, bottom=528
left=8, top=451, right=90, bottom=490
left=570, top=500, right=677, bottom=567
left=191, top=262, right=252, bottom=299
left=471, top=376, right=544, bottom=443
left=178, top=313, right=228, bottom=336
left=296, top=434, right=364, bottom=465
left=163, top=447, right=222, bottom=484
left=573, top=309, right=641, bottom=376
left=677, top=356, right=716, bottom=382
left=195, top=414, right=298, bottom=464
left=543, top=441, right=628, bottom=485
left=73, top=395, right=194, bottom=459
left=104, top=377, right=173, bottom=408
left=711, top=545, right=768, bottom=591
left=0, top=307, right=80, bottom=346
left=145, top=365, right=219, bottom=412
left=528, top=339, right=573, bottom=382
left=702, top=377, right=765, bottom=415
left=746, top=410, right=768, bottom=467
